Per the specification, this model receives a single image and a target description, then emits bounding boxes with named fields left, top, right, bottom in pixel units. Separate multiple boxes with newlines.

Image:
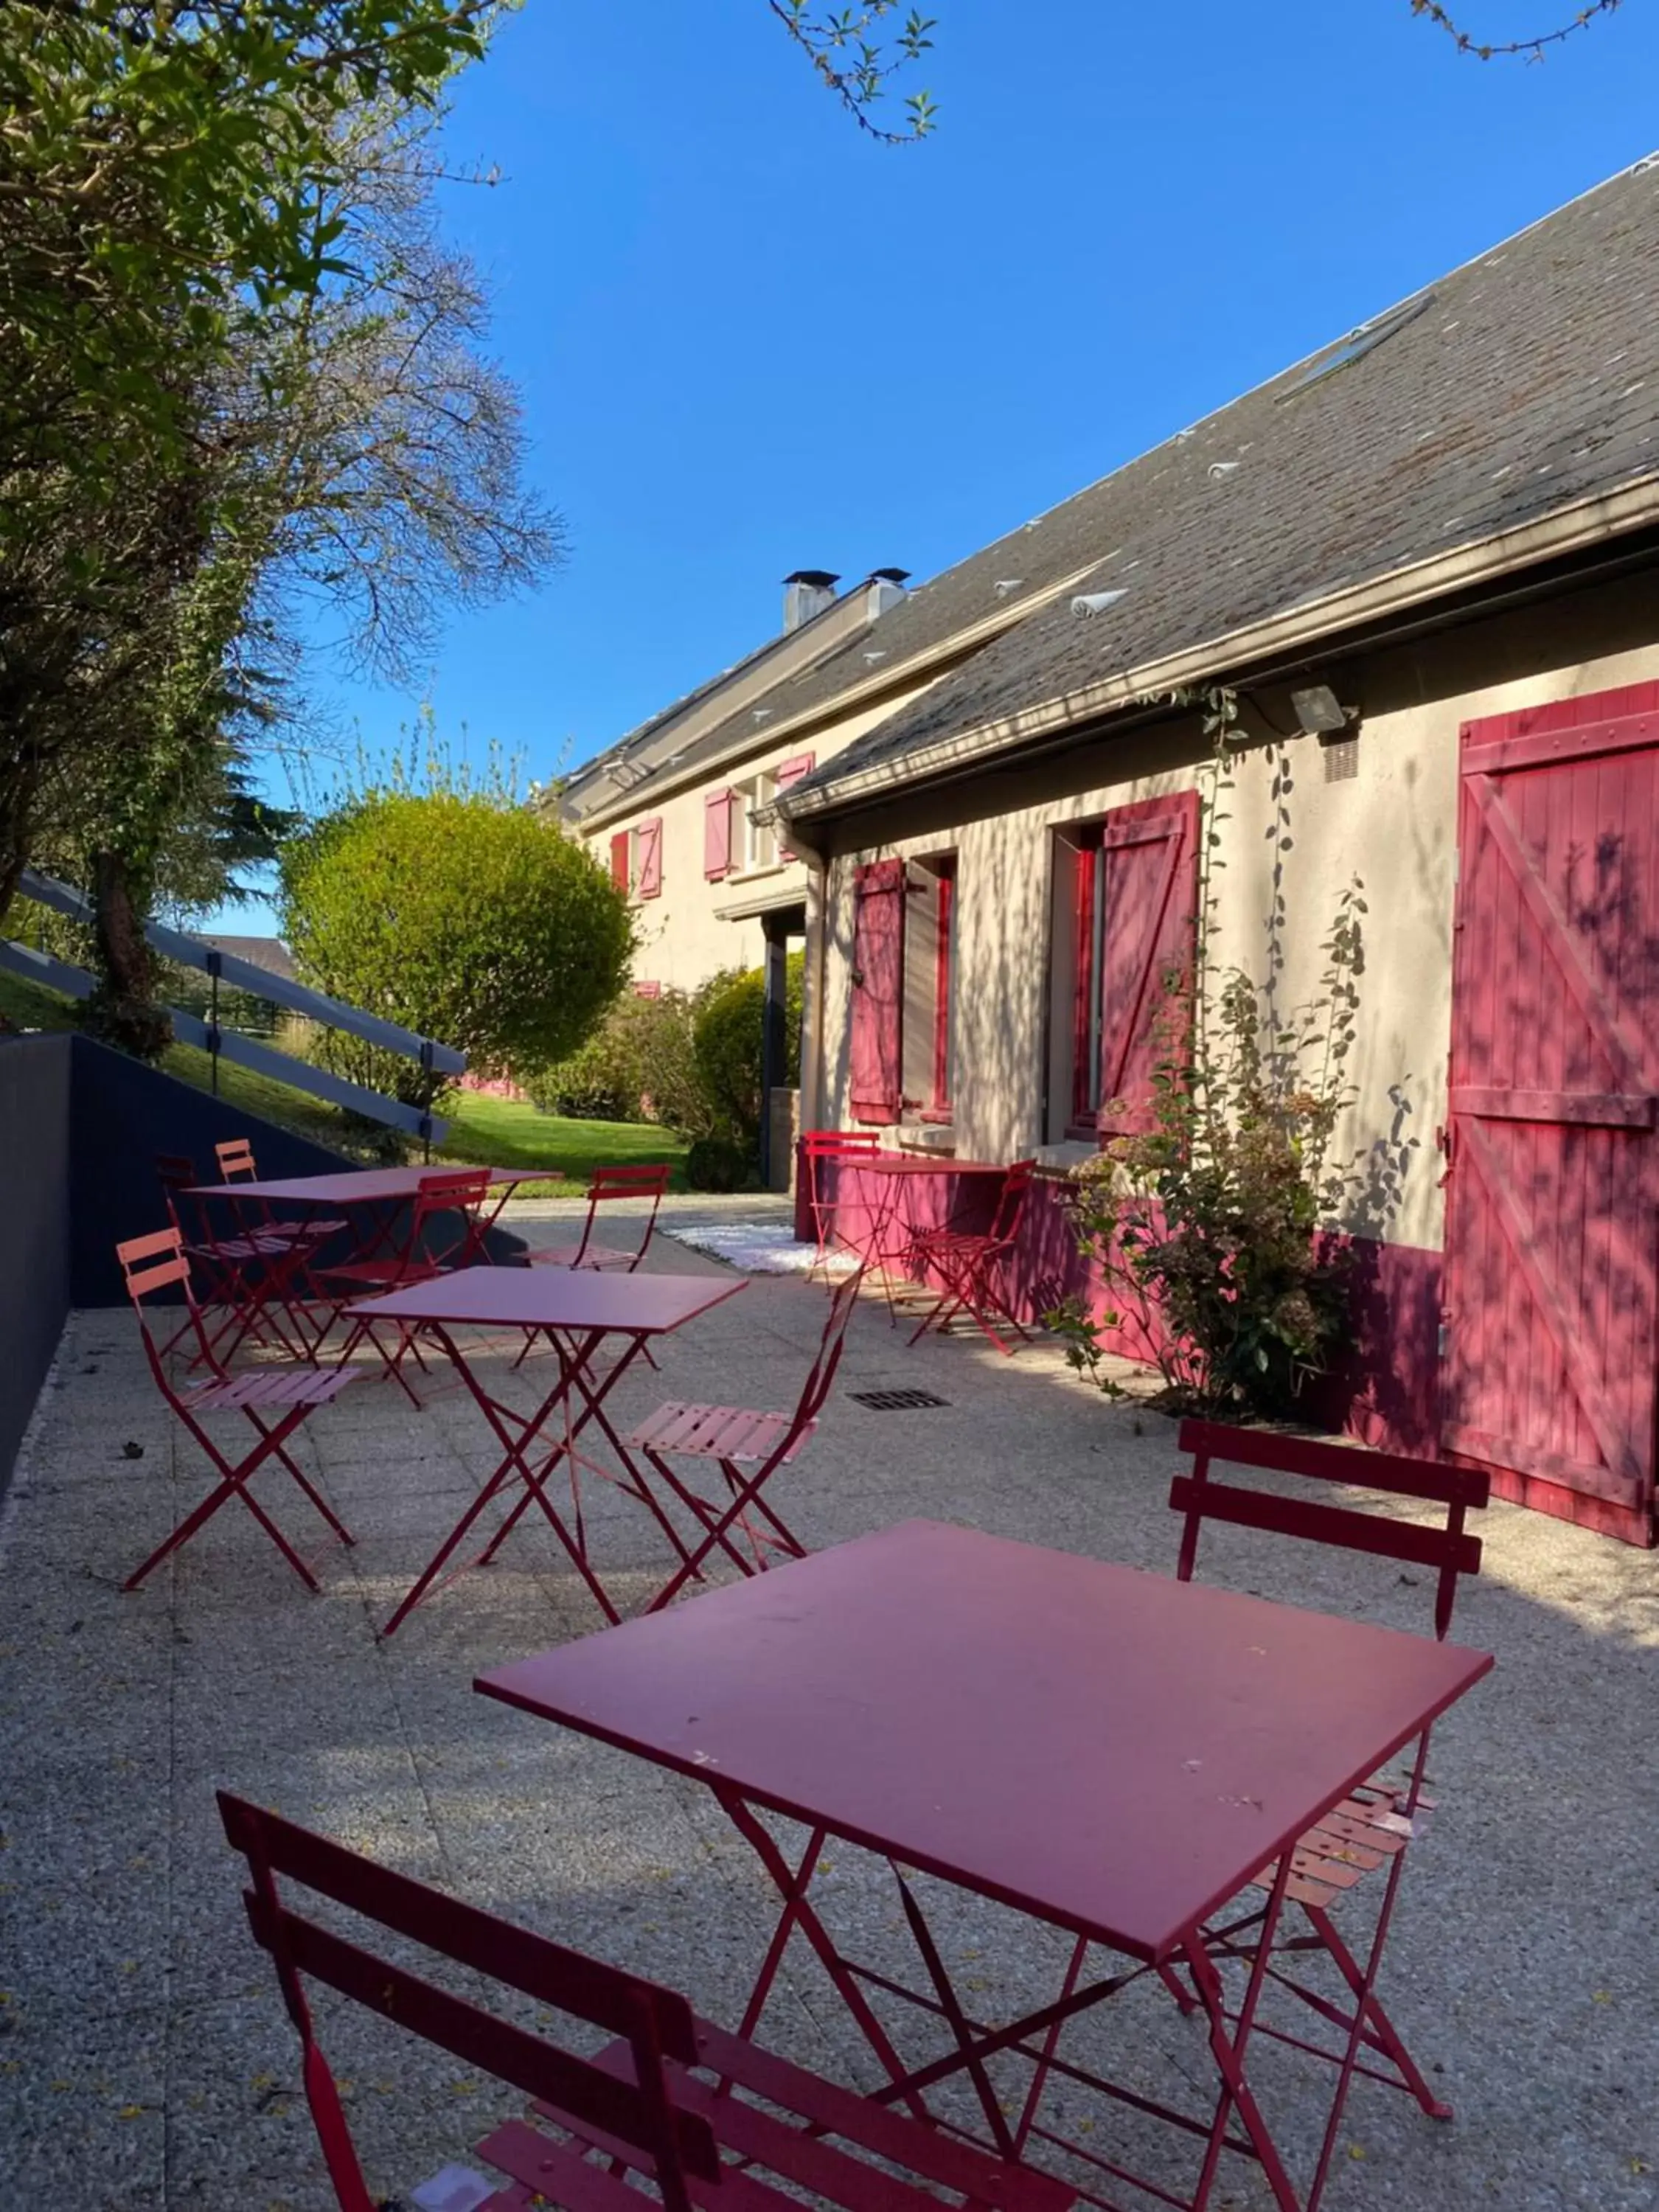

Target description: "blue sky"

left=229, top=0, right=1659, bottom=922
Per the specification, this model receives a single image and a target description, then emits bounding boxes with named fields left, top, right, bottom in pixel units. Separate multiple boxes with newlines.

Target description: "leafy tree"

left=279, top=787, right=634, bottom=1111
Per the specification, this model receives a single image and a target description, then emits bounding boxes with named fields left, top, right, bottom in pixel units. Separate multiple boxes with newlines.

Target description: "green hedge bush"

left=692, top=950, right=803, bottom=1147
left=528, top=984, right=718, bottom=1134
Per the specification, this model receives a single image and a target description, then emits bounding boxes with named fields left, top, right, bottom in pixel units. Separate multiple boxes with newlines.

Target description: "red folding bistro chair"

left=1164, top=1420, right=1490, bottom=2195
left=904, top=1156, right=1037, bottom=1354
left=155, top=1153, right=307, bottom=1366
left=312, top=1167, right=493, bottom=1402
left=625, top=1264, right=863, bottom=1611
left=800, top=1129, right=879, bottom=1279
left=116, top=1228, right=359, bottom=1593
left=220, top=1788, right=1073, bottom=2212
left=216, top=1136, right=352, bottom=1246
left=216, top=1135, right=354, bottom=1350
left=522, top=1161, right=673, bottom=1272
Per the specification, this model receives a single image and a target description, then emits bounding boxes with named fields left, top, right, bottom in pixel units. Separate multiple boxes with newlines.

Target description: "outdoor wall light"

left=1290, top=683, right=1357, bottom=734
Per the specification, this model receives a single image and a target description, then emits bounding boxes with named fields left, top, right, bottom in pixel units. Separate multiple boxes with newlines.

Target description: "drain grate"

left=850, top=1388, right=948, bottom=1412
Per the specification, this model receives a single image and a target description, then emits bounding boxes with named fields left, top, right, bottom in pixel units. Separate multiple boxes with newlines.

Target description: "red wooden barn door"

left=1443, top=688, right=1659, bottom=1544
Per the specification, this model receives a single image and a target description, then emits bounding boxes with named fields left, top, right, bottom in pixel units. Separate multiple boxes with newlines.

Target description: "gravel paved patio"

left=1, top=1199, right=1655, bottom=2211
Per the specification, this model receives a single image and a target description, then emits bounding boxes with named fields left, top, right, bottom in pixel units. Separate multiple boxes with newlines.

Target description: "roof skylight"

left=1287, top=291, right=1436, bottom=395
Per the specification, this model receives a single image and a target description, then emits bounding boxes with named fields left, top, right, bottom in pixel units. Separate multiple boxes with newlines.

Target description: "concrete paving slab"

left=2, top=1259, right=1656, bottom=2210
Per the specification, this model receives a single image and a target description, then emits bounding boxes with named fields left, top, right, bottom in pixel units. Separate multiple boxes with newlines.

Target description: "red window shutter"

left=1095, top=791, right=1200, bottom=1138
left=703, top=787, right=733, bottom=879
left=609, top=830, right=630, bottom=894
left=774, top=753, right=815, bottom=863
left=633, top=980, right=661, bottom=999
left=933, top=863, right=955, bottom=1109
left=636, top=816, right=663, bottom=899
left=849, top=856, right=905, bottom=1125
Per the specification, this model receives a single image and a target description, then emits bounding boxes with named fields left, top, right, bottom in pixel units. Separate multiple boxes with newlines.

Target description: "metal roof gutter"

left=776, top=473, right=1659, bottom=835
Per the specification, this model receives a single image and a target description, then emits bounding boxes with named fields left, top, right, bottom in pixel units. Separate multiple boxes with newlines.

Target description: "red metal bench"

left=220, top=1788, right=1076, bottom=2212
left=1167, top=1417, right=1490, bottom=2167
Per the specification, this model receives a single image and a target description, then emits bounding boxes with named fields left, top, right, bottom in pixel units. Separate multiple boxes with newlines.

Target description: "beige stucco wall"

left=581, top=685, right=939, bottom=996
left=810, top=590, right=1659, bottom=1257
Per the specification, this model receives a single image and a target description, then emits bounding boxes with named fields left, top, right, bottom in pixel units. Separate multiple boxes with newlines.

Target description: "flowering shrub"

left=1051, top=910, right=1365, bottom=1416
left=1048, top=695, right=1410, bottom=1419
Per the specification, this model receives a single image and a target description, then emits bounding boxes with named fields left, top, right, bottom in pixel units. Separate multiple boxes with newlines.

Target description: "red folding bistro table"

left=188, top=1165, right=546, bottom=1349
left=189, top=1163, right=546, bottom=1259
left=478, top=1517, right=1492, bottom=2212
left=348, top=1265, right=746, bottom=1635
left=840, top=1153, right=1010, bottom=1319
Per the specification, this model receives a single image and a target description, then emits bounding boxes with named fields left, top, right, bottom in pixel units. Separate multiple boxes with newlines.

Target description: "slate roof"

left=784, top=156, right=1659, bottom=808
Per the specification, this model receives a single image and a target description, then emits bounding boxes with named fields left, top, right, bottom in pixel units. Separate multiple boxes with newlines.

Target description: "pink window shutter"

left=609, top=830, right=630, bottom=894
left=774, top=754, right=815, bottom=863
left=633, top=980, right=662, bottom=999
left=1096, top=790, right=1200, bottom=1138
left=637, top=816, right=664, bottom=899
left=849, top=857, right=905, bottom=1125
left=703, top=788, right=733, bottom=880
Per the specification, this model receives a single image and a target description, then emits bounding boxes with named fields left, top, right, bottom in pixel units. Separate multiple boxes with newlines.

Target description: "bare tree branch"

left=1410, top=0, right=1627, bottom=63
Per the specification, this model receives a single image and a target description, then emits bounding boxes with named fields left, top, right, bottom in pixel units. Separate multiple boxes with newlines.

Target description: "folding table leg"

left=380, top=1324, right=661, bottom=1633
left=716, top=1790, right=934, bottom=2122
left=716, top=1784, right=1312, bottom=2212
left=476, top=1329, right=697, bottom=1584
left=1180, top=1854, right=1304, bottom=2212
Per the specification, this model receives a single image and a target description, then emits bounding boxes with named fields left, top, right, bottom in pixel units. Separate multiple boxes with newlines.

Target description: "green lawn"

left=0, top=969, right=687, bottom=1190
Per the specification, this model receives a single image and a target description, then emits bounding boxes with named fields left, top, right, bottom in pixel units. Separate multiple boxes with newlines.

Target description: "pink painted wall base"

left=798, top=1148, right=1654, bottom=1545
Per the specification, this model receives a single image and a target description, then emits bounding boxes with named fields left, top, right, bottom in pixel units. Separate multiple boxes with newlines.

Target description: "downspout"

left=801, top=852, right=830, bottom=1135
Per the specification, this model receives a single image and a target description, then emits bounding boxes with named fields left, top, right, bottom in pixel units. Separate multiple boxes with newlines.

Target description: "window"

left=900, top=855, right=957, bottom=1118
left=1054, top=793, right=1198, bottom=1140
left=730, top=772, right=778, bottom=874
left=773, top=753, right=815, bottom=862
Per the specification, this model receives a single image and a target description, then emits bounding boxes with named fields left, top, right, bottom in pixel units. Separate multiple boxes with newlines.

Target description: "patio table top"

left=852, top=1153, right=1009, bottom=1175
left=185, top=1164, right=547, bottom=1203
left=478, top=1515, right=1492, bottom=1963
left=347, top=1262, right=747, bottom=1335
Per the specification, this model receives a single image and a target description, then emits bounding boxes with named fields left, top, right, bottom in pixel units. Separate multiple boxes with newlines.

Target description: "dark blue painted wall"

left=0, top=1034, right=73, bottom=1486
left=67, top=1035, right=353, bottom=1305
